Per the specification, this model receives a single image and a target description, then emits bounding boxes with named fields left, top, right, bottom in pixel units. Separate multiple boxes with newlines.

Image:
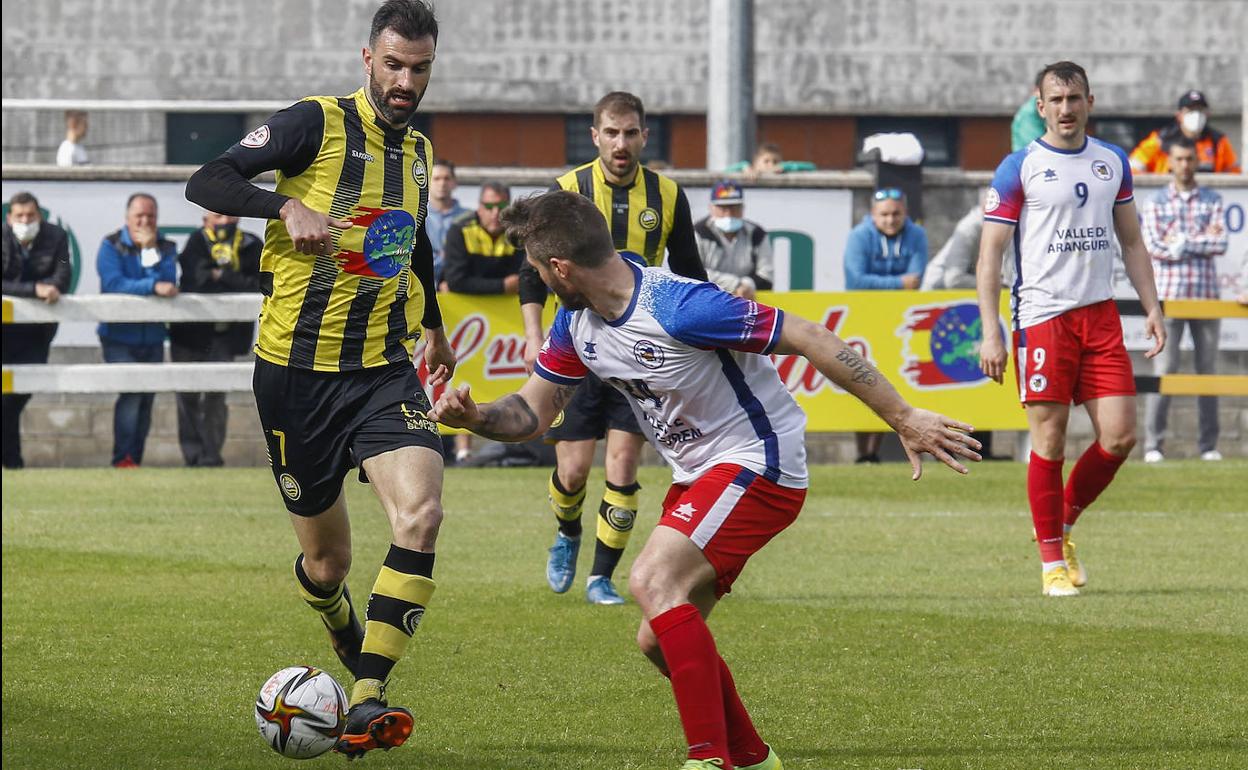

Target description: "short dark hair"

left=126, top=192, right=157, bottom=211
left=1036, top=61, right=1090, bottom=98
left=754, top=142, right=782, bottom=159
left=433, top=157, right=456, bottom=176
left=370, top=0, right=438, bottom=47
left=501, top=191, right=614, bottom=268
left=9, top=191, right=39, bottom=209
left=593, top=91, right=645, bottom=128
left=1166, top=135, right=1198, bottom=154
left=480, top=180, right=510, bottom=200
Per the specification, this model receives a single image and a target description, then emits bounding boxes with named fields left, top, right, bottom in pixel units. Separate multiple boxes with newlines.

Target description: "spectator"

left=693, top=180, right=773, bottom=298
left=425, top=159, right=469, bottom=287
left=1140, top=136, right=1228, bottom=463
left=441, top=181, right=524, bottom=464
left=1011, top=77, right=1046, bottom=151
left=55, top=110, right=90, bottom=167
left=844, top=187, right=928, bottom=463
left=168, top=211, right=262, bottom=467
left=96, top=193, right=178, bottom=468
left=921, top=191, right=1016, bottom=291
left=1130, top=90, right=1240, bottom=174
left=725, top=142, right=817, bottom=177
left=2, top=192, right=72, bottom=468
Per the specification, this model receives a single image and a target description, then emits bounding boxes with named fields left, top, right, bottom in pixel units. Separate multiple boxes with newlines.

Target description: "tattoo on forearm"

left=835, top=347, right=879, bottom=386
left=478, top=394, right=540, bottom=441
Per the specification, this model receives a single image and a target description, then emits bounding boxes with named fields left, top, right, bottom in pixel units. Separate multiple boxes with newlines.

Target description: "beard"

left=368, top=70, right=423, bottom=127
left=551, top=287, right=589, bottom=312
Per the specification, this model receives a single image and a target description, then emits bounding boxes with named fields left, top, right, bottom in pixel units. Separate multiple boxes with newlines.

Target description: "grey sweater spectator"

left=693, top=181, right=773, bottom=298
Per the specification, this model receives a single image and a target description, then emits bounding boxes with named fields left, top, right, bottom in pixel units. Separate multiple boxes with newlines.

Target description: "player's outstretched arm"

left=976, top=220, right=1013, bottom=384
left=773, top=315, right=982, bottom=479
left=428, top=374, right=577, bottom=442
left=1114, top=201, right=1166, bottom=359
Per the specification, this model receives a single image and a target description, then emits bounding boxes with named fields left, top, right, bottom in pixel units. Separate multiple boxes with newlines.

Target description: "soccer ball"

left=254, top=666, right=347, bottom=759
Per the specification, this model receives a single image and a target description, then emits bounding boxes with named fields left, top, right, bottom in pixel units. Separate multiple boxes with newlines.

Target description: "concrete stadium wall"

left=3, top=0, right=1244, bottom=164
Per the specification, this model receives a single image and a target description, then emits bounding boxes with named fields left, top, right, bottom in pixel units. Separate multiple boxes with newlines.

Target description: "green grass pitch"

left=3, top=461, right=1246, bottom=769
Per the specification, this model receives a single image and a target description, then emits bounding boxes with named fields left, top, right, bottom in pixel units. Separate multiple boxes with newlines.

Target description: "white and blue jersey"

left=535, top=256, right=808, bottom=489
left=984, top=137, right=1134, bottom=330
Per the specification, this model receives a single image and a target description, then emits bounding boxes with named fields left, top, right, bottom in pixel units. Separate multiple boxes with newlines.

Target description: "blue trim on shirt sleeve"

left=534, top=362, right=584, bottom=386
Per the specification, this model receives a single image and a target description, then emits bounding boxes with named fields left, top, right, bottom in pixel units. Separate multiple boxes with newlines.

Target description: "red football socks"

left=1028, top=452, right=1065, bottom=563
left=650, top=603, right=731, bottom=764
left=718, top=655, right=768, bottom=767
left=1064, top=441, right=1126, bottom=527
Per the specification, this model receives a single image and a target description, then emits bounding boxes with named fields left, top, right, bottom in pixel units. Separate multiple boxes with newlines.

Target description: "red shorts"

left=659, top=463, right=807, bottom=597
left=1012, top=300, right=1136, bottom=405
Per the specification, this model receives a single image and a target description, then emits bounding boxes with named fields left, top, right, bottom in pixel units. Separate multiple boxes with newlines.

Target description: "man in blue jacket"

left=843, top=187, right=928, bottom=462
left=96, top=192, right=179, bottom=467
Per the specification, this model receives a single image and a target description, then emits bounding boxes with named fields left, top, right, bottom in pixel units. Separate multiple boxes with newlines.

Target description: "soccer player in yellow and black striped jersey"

left=185, top=0, right=453, bottom=758
left=517, top=92, right=708, bottom=607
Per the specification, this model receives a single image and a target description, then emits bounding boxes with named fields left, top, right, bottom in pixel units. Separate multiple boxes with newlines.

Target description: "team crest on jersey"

left=241, top=125, right=270, bottom=148
left=411, top=158, right=428, bottom=187
left=633, top=340, right=665, bottom=369
left=984, top=189, right=1000, bottom=213
left=1029, top=373, right=1048, bottom=393
left=1091, top=160, right=1113, bottom=181
left=637, top=207, right=659, bottom=231
left=279, top=473, right=302, bottom=501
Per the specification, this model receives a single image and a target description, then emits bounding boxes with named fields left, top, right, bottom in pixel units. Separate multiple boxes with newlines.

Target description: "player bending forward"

left=430, top=190, right=982, bottom=770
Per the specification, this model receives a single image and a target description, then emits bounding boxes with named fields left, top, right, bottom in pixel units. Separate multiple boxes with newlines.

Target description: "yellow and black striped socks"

left=293, top=553, right=356, bottom=634
left=352, top=544, right=436, bottom=707
left=549, top=471, right=587, bottom=539
left=590, top=480, right=640, bottom=579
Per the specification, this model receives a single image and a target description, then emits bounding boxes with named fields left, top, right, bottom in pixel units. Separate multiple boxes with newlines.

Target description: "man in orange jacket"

left=1130, top=90, right=1240, bottom=174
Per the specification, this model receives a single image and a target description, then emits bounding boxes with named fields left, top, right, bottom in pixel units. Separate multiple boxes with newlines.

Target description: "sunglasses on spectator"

left=873, top=188, right=904, bottom=201
left=481, top=201, right=509, bottom=210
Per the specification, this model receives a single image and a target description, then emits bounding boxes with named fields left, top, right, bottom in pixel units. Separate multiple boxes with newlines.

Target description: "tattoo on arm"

left=835, top=347, right=879, bottom=386
left=478, top=394, right=540, bottom=441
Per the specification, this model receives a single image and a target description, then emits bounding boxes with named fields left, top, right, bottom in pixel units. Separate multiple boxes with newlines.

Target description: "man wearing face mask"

left=168, top=211, right=262, bottom=467
left=2, top=192, right=72, bottom=468
left=96, top=192, right=179, bottom=469
left=694, top=181, right=773, bottom=299
left=1129, top=90, right=1240, bottom=174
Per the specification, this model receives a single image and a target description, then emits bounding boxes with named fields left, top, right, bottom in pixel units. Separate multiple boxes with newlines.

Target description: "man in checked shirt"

left=1140, top=135, right=1229, bottom=463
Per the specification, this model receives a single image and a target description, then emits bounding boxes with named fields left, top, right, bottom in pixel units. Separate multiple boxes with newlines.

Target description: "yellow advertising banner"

left=425, top=290, right=1028, bottom=433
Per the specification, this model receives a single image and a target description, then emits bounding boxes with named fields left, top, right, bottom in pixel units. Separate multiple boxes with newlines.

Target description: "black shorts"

left=544, top=372, right=642, bottom=442
left=253, top=358, right=442, bottom=516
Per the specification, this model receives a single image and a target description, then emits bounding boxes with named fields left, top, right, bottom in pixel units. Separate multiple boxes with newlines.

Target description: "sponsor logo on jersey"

left=1043, top=168, right=1058, bottom=181
left=1091, top=159, right=1113, bottom=181
left=351, top=149, right=375, bottom=163
left=241, top=125, right=270, bottom=148
left=633, top=339, right=665, bottom=369
left=400, top=402, right=439, bottom=434
left=411, top=158, right=428, bottom=187
left=279, top=473, right=301, bottom=501
left=984, top=188, right=1000, bottom=213
left=583, top=340, right=598, bottom=360
left=637, top=207, right=659, bottom=231
left=1029, top=373, right=1048, bottom=393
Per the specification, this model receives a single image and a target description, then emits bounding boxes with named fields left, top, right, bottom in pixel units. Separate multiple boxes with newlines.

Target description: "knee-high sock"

left=650, top=604, right=731, bottom=764
left=293, top=553, right=356, bottom=633
left=353, top=545, right=435, bottom=706
left=718, top=656, right=768, bottom=767
left=549, top=470, right=586, bottom=539
left=1028, top=452, right=1065, bottom=564
left=1064, top=442, right=1126, bottom=527
left=591, top=480, right=640, bottom=579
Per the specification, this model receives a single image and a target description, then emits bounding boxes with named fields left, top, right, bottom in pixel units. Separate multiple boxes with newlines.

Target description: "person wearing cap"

left=843, top=187, right=928, bottom=464
left=1129, top=90, right=1240, bottom=174
left=693, top=181, right=774, bottom=299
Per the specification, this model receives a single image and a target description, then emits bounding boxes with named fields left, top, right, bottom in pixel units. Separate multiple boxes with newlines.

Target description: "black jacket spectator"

left=168, top=225, right=262, bottom=356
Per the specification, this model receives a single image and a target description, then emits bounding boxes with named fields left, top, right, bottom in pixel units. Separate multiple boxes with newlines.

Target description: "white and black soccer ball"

left=254, top=666, right=347, bottom=759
